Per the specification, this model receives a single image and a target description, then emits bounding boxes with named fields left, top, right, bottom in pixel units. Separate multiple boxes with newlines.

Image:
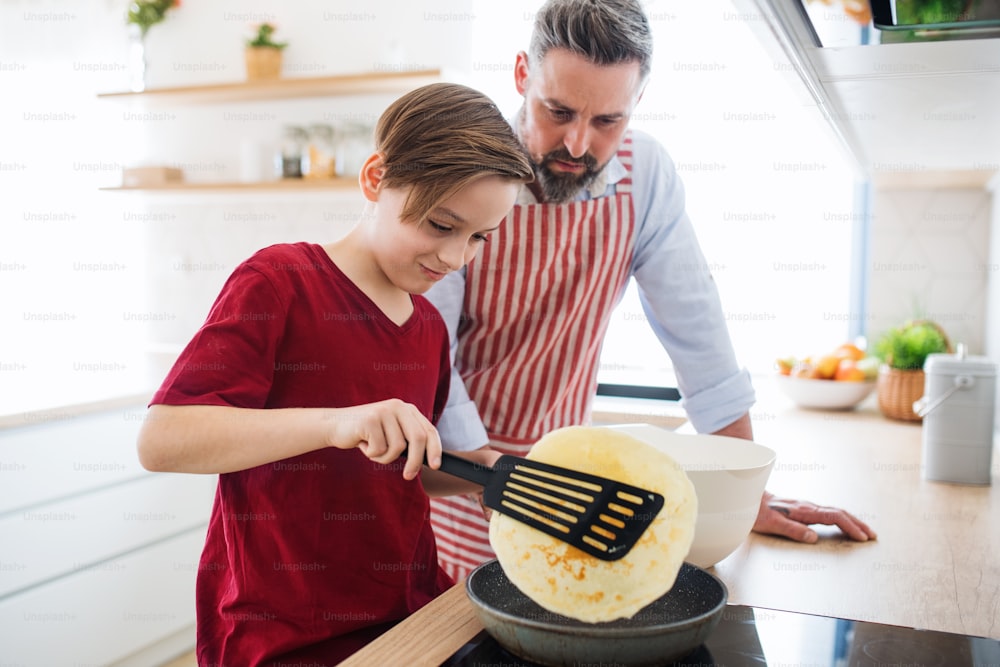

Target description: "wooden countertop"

left=710, top=388, right=1000, bottom=641
left=340, top=380, right=1000, bottom=665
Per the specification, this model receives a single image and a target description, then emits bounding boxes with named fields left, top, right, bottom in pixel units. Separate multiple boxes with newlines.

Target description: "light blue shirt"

left=426, top=129, right=756, bottom=450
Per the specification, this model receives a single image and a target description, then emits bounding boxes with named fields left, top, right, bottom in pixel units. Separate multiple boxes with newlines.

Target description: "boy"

left=137, top=83, right=533, bottom=666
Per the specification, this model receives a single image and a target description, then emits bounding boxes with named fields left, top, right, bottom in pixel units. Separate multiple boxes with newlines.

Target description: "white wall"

left=985, top=174, right=1000, bottom=426
left=0, top=3, right=477, bottom=664
left=0, top=0, right=478, bottom=414
left=868, top=183, right=994, bottom=354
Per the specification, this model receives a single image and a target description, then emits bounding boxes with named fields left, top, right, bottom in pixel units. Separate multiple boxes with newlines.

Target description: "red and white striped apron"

left=431, top=136, right=637, bottom=581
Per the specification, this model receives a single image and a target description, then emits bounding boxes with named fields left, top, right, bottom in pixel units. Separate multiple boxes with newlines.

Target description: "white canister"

left=915, top=345, right=996, bottom=485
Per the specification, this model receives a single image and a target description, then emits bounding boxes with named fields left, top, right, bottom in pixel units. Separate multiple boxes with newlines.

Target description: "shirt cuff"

left=436, top=399, right=490, bottom=452
left=680, top=368, right=757, bottom=434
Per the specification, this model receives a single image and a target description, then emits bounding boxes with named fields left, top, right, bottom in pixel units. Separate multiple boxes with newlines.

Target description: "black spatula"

left=432, top=451, right=664, bottom=561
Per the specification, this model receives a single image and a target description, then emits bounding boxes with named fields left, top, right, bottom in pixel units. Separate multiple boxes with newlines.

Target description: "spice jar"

left=303, top=124, right=336, bottom=179
left=276, top=125, right=307, bottom=179
left=336, top=122, right=374, bottom=177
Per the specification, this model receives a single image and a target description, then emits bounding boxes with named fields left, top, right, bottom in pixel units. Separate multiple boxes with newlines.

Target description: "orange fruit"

left=834, top=359, right=866, bottom=382
left=814, top=354, right=841, bottom=380
left=833, top=343, right=866, bottom=362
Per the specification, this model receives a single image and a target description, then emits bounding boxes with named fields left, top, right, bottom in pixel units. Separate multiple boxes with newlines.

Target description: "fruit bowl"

left=774, top=374, right=876, bottom=410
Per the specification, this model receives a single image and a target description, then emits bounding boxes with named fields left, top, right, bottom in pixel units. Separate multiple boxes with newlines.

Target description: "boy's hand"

left=325, top=399, right=442, bottom=480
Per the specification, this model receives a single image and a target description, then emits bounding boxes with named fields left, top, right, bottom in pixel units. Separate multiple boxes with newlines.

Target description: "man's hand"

left=711, top=414, right=876, bottom=544
left=753, top=491, right=877, bottom=543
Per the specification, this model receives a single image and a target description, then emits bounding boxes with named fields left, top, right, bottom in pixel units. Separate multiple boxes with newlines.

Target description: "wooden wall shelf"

left=101, top=178, right=359, bottom=193
left=97, top=69, right=442, bottom=105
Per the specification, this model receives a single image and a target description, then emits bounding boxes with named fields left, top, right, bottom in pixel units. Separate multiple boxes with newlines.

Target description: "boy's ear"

left=358, top=153, right=386, bottom=202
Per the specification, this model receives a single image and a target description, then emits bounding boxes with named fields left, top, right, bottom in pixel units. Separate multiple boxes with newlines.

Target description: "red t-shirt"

left=151, top=243, right=453, bottom=666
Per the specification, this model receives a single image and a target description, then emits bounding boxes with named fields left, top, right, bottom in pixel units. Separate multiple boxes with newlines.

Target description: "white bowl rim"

left=773, top=374, right=875, bottom=386
left=772, top=373, right=877, bottom=407
left=604, top=424, right=776, bottom=470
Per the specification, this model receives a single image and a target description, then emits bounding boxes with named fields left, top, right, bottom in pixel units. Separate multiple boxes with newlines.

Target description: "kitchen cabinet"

left=97, top=69, right=441, bottom=193
left=0, top=400, right=216, bottom=666
left=735, top=0, right=1000, bottom=176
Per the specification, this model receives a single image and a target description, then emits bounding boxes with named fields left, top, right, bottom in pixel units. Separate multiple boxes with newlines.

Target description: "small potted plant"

left=245, top=23, right=287, bottom=81
left=872, top=319, right=951, bottom=421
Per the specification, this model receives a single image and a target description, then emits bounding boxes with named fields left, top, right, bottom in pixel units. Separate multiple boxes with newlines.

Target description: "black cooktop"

left=441, top=604, right=1000, bottom=666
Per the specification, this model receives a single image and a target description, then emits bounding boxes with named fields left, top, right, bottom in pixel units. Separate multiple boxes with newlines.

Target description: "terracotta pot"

left=245, top=47, right=283, bottom=81
left=876, top=365, right=925, bottom=422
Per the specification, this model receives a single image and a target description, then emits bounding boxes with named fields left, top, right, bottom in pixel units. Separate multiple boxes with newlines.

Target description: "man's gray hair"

left=529, top=0, right=653, bottom=80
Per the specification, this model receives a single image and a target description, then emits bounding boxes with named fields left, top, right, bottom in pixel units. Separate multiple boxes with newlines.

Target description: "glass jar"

left=303, top=124, right=336, bottom=179
left=276, top=125, right=307, bottom=179
left=336, top=122, right=374, bottom=177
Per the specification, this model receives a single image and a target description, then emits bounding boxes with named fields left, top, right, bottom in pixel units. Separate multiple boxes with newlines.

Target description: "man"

left=427, top=0, right=876, bottom=581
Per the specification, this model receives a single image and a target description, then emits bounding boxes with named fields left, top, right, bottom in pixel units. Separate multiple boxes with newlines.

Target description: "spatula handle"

left=400, top=449, right=497, bottom=487
left=436, top=451, right=497, bottom=487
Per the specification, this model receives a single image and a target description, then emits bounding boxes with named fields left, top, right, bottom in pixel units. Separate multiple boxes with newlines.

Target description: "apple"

left=856, top=356, right=879, bottom=380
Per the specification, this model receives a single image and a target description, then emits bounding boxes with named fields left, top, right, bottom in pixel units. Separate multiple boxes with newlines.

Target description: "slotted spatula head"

left=480, top=455, right=665, bottom=561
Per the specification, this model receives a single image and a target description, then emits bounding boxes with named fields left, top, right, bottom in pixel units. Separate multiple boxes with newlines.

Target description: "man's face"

left=515, top=47, right=644, bottom=203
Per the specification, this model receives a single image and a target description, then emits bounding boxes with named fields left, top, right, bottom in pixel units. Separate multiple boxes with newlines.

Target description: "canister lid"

left=924, top=352, right=997, bottom=376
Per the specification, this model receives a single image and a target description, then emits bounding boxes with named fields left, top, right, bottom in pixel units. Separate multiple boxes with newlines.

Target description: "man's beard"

left=533, top=148, right=602, bottom=204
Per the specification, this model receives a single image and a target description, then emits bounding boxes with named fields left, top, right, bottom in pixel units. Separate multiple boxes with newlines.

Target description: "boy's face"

left=372, top=175, right=520, bottom=294
left=514, top=48, right=644, bottom=203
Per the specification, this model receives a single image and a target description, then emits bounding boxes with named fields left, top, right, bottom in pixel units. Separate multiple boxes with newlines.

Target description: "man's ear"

left=514, top=51, right=530, bottom=96
left=358, top=153, right=386, bottom=202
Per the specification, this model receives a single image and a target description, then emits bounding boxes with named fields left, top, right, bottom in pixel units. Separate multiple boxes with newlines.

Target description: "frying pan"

left=465, top=559, right=727, bottom=667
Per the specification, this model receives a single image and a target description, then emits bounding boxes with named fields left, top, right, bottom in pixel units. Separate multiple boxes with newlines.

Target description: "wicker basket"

left=877, top=366, right=926, bottom=422
left=244, top=47, right=283, bottom=81
left=875, top=319, right=952, bottom=422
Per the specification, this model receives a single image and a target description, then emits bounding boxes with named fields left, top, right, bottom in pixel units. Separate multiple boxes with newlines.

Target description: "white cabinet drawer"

left=0, top=407, right=150, bottom=514
left=0, top=472, right=216, bottom=598
left=0, top=528, right=207, bottom=666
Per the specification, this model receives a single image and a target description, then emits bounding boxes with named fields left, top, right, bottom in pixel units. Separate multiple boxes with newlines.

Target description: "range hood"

left=736, top=0, right=1000, bottom=184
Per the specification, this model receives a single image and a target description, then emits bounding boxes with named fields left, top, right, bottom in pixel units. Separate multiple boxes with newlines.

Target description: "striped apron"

left=431, top=136, right=637, bottom=581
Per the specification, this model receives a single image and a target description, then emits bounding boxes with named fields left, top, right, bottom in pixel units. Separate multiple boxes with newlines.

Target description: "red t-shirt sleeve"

left=152, top=263, right=288, bottom=409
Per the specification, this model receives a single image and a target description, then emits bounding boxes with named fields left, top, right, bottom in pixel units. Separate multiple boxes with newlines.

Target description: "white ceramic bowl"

left=606, top=424, right=776, bottom=569
left=773, top=374, right=876, bottom=410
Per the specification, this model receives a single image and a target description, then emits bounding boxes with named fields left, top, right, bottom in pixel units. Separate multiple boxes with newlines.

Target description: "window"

left=598, top=0, right=862, bottom=388
left=468, top=0, right=863, bottom=395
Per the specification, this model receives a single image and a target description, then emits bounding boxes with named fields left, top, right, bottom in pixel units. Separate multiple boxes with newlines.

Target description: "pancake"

left=489, top=425, right=697, bottom=623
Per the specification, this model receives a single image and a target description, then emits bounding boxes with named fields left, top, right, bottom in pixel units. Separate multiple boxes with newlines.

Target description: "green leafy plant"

left=127, top=0, right=179, bottom=38
left=872, top=320, right=950, bottom=370
left=247, top=23, right=288, bottom=50
left=896, top=0, right=968, bottom=25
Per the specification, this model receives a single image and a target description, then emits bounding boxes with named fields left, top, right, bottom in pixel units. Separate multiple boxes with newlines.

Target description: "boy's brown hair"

left=373, top=82, right=534, bottom=224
